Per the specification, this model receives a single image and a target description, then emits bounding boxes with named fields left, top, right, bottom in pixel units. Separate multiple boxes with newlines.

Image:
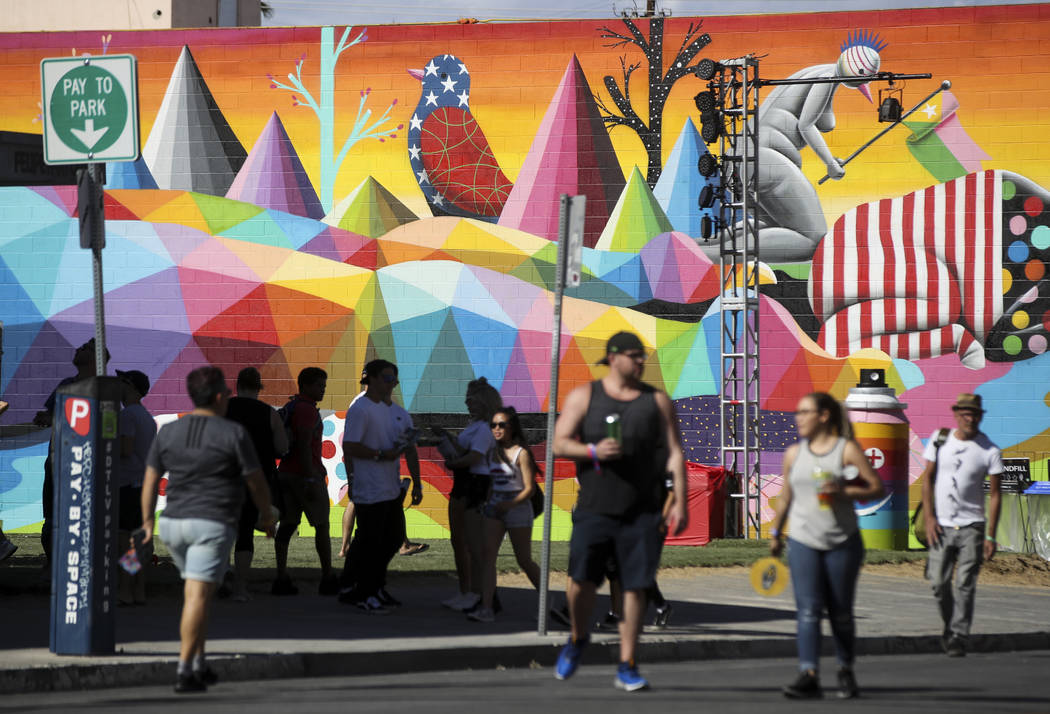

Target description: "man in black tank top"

left=551, top=331, right=689, bottom=692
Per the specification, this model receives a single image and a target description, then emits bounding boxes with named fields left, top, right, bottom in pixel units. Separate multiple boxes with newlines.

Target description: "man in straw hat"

left=920, top=393, right=1002, bottom=658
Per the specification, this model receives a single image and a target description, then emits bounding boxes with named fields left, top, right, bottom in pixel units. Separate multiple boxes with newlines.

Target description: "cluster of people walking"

left=23, top=332, right=1005, bottom=697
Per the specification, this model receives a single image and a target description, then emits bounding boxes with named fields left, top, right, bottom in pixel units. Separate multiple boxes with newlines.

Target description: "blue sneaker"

left=554, top=637, right=587, bottom=680
left=614, top=662, right=649, bottom=692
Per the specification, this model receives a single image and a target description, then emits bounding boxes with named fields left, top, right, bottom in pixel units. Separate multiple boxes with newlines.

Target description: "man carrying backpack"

left=921, top=393, right=1003, bottom=658
left=272, top=367, right=338, bottom=596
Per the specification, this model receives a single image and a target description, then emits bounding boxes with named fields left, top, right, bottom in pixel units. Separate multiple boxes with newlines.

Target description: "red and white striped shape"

left=809, top=171, right=1003, bottom=368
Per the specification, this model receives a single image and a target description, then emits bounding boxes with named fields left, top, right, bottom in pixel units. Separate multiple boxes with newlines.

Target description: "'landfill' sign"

left=40, top=54, right=139, bottom=164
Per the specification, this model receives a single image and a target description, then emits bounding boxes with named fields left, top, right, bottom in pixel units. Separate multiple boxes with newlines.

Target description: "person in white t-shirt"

left=920, top=393, right=1003, bottom=658
left=336, top=359, right=422, bottom=614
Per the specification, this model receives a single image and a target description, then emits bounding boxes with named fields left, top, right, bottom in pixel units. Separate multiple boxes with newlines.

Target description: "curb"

left=3, top=631, right=1048, bottom=694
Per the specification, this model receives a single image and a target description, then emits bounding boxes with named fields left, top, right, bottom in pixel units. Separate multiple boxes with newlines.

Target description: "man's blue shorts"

left=567, top=509, right=663, bottom=591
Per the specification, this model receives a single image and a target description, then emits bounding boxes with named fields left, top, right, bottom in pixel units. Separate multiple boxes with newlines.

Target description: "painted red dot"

left=1026, top=260, right=1046, bottom=281
left=1043, top=311, right=1050, bottom=331
left=322, top=440, right=337, bottom=459
left=1024, top=196, right=1044, bottom=217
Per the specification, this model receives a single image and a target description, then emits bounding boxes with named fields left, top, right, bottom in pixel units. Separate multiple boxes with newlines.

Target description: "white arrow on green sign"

left=41, top=54, right=139, bottom=165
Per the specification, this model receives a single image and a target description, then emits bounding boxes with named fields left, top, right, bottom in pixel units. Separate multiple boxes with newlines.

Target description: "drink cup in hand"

left=813, top=467, right=836, bottom=510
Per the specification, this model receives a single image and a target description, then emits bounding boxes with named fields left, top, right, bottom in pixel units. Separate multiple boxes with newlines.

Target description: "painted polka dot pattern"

left=989, top=175, right=1050, bottom=361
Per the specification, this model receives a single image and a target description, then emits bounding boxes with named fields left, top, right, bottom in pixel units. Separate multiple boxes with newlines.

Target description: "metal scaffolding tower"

left=711, top=56, right=762, bottom=538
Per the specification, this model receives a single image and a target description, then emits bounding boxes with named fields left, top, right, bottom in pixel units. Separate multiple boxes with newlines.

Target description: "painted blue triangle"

left=1, top=221, right=78, bottom=316
left=409, top=311, right=480, bottom=413
left=105, top=156, right=159, bottom=189
left=0, top=257, right=44, bottom=328
left=263, top=208, right=325, bottom=250
left=388, top=309, right=448, bottom=408
left=449, top=307, right=517, bottom=391
left=0, top=188, right=73, bottom=246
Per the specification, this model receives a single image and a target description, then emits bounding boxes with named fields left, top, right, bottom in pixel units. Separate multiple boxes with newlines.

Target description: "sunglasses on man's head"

left=490, top=421, right=508, bottom=429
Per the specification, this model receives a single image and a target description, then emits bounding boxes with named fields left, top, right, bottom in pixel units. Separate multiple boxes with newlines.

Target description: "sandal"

left=399, top=542, right=429, bottom=556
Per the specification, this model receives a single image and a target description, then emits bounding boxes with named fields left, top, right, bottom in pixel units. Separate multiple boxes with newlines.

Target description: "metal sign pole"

left=537, top=195, right=569, bottom=636
left=88, top=163, right=107, bottom=376
left=537, top=195, right=585, bottom=636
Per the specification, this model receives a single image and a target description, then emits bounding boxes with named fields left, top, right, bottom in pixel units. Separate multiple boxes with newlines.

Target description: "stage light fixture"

left=701, top=215, right=723, bottom=240
left=693, top=90, right=716, bottom=113
left=698, top=184, right=715, bottom=209
left=878, top=83, right=904, bottom=123
left=697, top=153, right=718, bottom=177
left=696, top=58, right=721, bottom=81
left=700, top=114, right=722, bottom=143
left=878, top=96, right=902, bottom=123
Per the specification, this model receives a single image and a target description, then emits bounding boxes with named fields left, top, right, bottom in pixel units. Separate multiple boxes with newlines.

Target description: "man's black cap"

left=597, top=331, right=645, bottom=365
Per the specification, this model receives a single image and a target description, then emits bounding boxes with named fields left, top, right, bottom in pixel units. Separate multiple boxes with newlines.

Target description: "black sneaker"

left=652, top=603, right=673, bottom=629
left=550, top=604, right=572, bottom=628
left=318, top=573, right=339, bottom=596
left=837, top=667, right=859, bottom=699
left=271, top=575, right=298, bottom=596
left=174, top=672, right=207, bottom=694
left=594, top=610, right=620, bottom=631
left=194, top=666, right=219, bottom=686
left=376, top=587, right=401, bottom=607
left=782, top=670, right=822, bottom=699
left=946, top=636, right=966, bottom=657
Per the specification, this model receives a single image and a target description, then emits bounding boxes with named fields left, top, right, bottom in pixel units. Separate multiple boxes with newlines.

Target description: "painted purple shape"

left=152, top=222, right=217, bottom=264
left=639, top=231, right=716, bottom=304
left=226, top=111, right=324, bottom=219
left=148, top=339, right=213, bottom=415
left=498, top=55, right=625, bottom=247
left=300, top=225, right=374, bottom=263
left=49, top=268, right=190, bottom=335
left=497, top=338, right=544, bottom=412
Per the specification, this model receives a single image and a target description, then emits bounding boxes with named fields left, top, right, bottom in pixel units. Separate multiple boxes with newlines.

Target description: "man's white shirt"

left=343, top=394, right=414, bottom=504
left=923, top=430, right=1003, bottom=528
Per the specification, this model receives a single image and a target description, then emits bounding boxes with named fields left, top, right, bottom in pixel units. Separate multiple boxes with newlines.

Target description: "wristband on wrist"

left=770, top=527, right=781, bottom=538
left=986, top=535, right=997, bottom=543
left=587, top=443, right=601, bottom=473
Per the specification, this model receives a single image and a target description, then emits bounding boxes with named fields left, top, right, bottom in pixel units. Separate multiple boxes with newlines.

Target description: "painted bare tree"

left=268, top=26, right=402, bottom=212
left=596, top=18, right=711, bottom=187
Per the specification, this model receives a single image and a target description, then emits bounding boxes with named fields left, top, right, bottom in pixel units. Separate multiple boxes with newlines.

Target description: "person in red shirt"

left=272, top=367, right=337, bottom=596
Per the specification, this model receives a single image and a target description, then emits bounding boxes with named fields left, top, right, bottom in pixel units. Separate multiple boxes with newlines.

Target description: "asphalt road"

left=4, top=650, right=1049, bottom=713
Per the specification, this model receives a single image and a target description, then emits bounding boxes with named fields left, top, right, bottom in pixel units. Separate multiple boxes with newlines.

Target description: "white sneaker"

left=467, top=606, right=495, bottom=623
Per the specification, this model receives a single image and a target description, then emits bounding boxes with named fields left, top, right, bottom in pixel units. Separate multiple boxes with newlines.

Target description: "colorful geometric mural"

left=2, top=6, right=1050, bottom=539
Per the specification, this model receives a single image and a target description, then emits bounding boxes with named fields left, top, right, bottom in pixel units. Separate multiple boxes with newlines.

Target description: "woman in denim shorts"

left=470, top=407, right=541, bottom=623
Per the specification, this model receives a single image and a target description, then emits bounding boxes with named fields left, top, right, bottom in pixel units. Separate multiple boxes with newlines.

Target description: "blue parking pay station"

left=49, top=376, right=122, bottom=655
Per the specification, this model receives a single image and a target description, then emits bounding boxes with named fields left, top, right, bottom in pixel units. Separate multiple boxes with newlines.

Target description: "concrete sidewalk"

left=1, top=567, right=1048, bottom=693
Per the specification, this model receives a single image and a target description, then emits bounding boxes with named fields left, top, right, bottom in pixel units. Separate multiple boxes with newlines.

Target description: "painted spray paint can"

left=844, top=369, right=909, bottom=550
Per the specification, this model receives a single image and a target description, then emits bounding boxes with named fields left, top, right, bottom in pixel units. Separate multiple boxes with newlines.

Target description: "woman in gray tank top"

left=767, top=392, right=884, bottom=700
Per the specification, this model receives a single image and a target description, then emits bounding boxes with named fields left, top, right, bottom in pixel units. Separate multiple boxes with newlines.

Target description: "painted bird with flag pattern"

left=407, top=54, right=512, bottom=222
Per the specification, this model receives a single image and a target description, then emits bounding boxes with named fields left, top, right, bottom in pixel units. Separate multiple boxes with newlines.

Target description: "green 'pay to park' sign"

left=40, top=54, right=139, bottom=165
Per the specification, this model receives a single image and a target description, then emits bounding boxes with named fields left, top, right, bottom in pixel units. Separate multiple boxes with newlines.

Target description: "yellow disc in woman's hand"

left=750, top=557, right=789, bottom=597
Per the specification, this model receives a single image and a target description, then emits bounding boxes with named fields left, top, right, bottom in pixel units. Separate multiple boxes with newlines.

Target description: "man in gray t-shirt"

left=141, top=366, right=276, bottom=694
